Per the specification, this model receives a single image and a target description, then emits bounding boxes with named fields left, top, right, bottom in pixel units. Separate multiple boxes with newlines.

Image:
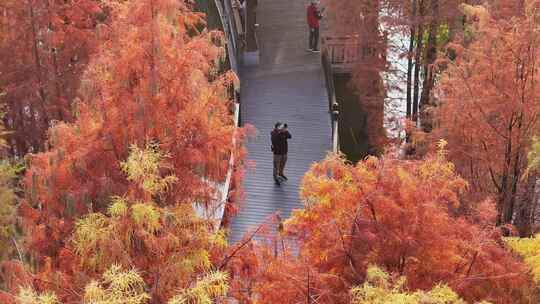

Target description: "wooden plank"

left=228, top=0, right=332, bottom=243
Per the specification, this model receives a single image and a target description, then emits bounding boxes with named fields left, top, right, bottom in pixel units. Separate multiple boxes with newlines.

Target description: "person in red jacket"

left=307, top=0, right=323, bottom=52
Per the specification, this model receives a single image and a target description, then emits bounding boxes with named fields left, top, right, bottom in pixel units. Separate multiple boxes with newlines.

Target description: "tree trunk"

left=497, top=115, right=518, bottom=228
left=406, top=0, right=418, bottom=120
left=44, top=0, right=65, bottom=121
left=412, top=0, right=425, bottom=123
left=361, top=0, right=385, bottom=153
left=27, top=0, right=49, bottom=151
left=516, top=172, right=538, bottom=237
left=419, top=0, right=438, bottom=132
left=149, top=0, right=158, bottom=97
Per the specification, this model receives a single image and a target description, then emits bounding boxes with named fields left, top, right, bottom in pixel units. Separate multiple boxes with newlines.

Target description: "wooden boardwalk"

left=229, top=0, right=332, bottom=243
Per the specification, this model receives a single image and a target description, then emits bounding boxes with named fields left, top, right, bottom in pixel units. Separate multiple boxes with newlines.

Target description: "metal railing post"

left=332, top=102, right=339, bottom=153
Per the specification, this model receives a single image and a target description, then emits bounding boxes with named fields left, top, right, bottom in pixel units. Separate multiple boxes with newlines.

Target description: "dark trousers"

left=309, top=27, right=319, bottom=50
left=273, top=154, right=288, bottom=178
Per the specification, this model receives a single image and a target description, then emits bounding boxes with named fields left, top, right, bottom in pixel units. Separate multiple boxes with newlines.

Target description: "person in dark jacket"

left=307, top=0, right=323, bottom=52
left=271, top=122, right=292, bottom=185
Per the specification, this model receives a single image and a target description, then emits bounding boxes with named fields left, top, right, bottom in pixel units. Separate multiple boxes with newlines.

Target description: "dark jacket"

left=271, top=129, right=292, bottom=155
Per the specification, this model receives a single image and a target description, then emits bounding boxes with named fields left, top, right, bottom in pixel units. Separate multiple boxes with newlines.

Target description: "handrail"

left=321, top=51, right=335, bottom=111
left=321, top=47, right=340, bottom=154
left=193, top=0, right=241, bottom=231
left=325, top=35, right=359, bottom=40
left=207, top=103, right=240, bottom=231
left=222, top=0, right=242, bottom=59
left=332, top=108, right=339, bottom=154
left=322, top=35, right=361, bottom=67
left=193, top=102, right=239, bottom=232
left=230, top=1, right=244, bottom=36
left=214, top=0, right=239, bottom=72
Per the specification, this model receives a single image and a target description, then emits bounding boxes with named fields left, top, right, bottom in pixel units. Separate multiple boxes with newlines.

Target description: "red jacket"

left=307, top=4, right=321, bottom=28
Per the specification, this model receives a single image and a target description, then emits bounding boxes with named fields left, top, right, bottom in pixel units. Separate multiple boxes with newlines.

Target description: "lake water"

left=383, top=27, right=412, bottom=140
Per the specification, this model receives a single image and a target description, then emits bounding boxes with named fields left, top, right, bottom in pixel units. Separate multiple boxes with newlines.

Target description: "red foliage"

left=0, top=261, right=32, bottom=293
left=0, top=292, right=15, bottom=304
left=228, top=154, right=533, bottom=303
left=0, top=0, right=108, bottom=155
left=321, top=0, right=472, bottom=149
left=10, top=0, right=241, bottom=300
left=432, top=1, right=540, bottom=232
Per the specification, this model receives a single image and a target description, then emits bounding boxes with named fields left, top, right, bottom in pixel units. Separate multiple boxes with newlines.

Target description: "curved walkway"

left=229, top=0, right=332, bottom=243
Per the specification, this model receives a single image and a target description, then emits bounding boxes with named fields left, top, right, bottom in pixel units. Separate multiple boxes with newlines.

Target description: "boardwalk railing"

left=221, top=0, right=246, bottom=59
left=197, top=103, right=240, bottom=232
left=321, top=35, right=363, bottom=153
left=214, top=0, right=240, bottom=71
left=194, top=0, right=241, bottom=231
left=322, top=35, right=361, bottom=73
left=321, top=46, right=340, bottom=153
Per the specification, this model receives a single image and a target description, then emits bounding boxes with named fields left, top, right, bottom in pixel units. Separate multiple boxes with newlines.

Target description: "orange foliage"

left=7, top=0, right=241, bottom=301
left=433, top=1, right=540, bottom=231
left=228, top=153, right=532, bottom=303
left=0, top=0, right=108, bottom=155
left=489, top=0, right=527, bottom=18
left=0, top=261, right=31, bottom=293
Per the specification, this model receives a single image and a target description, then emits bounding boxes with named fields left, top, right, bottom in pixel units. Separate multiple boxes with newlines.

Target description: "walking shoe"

left=274, top=178, right=281, bottom=185
left=312, top=49, right=320, bottom=53
left=306, top=48, right=313, bottom=52
left=280, top=175, right=288, bottom=180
